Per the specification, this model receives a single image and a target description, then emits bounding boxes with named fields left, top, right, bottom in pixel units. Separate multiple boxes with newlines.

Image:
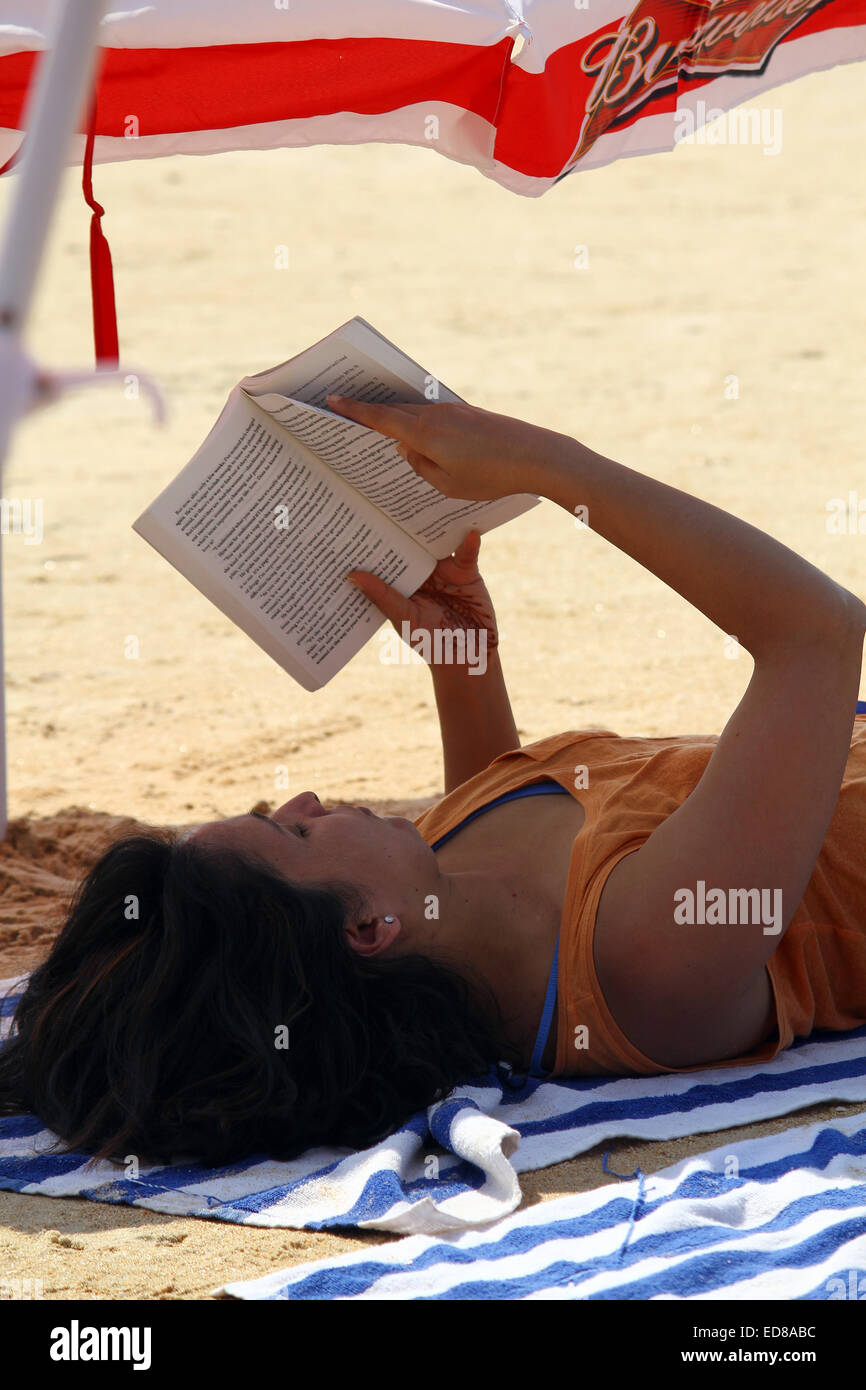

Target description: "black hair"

left=0, top=833, right=525, bottom=1166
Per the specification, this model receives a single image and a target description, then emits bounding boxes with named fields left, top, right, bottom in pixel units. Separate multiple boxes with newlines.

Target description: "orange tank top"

left=413, top=715, right=866, bottom=1077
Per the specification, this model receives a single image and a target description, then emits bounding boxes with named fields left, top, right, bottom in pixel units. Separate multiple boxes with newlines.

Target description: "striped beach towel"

left=217, top=1110, right=866, bottom=1300
left=2, top=972, right=866, bottom=1237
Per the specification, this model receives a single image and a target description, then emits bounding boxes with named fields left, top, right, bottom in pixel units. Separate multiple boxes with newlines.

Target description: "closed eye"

left=247, top=810, right=306, bottom=841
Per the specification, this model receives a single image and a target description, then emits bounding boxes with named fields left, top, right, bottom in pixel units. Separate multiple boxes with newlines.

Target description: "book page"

left=240, top=316, right=447, bottom=412
left=242, top=391, right=534, bottom=559
left=133, top=390, right=434, bottom=691
left=240, top=317, right=538, bottom=560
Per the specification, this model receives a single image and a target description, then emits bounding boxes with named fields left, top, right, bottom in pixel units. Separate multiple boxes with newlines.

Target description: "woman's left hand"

left=347, top=528, right=499, bottom=659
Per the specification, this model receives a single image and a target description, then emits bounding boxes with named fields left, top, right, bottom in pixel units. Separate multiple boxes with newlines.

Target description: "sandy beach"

left=0, top=60, right=863, bottom=1299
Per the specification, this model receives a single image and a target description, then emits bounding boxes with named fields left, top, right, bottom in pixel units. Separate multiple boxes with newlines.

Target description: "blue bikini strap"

left=430, top=779, right=570, bottom=850
left=529, top=932, right=560, bottom=1078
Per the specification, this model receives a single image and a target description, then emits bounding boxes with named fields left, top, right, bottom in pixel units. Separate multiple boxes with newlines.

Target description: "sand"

left=0, top=61, right=864, bottom=1299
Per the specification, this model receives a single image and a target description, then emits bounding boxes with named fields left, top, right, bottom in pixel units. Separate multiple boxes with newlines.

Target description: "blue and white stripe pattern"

left=2, top=973, right=866, bottom=1241
left=217, top=1110, right=866, bottom=1299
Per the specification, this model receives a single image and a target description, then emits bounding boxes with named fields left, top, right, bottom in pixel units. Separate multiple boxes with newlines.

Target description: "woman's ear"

left=343, top=913, right=402, bottom=958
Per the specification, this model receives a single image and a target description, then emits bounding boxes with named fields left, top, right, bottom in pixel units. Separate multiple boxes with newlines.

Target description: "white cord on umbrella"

left=0, top=340, right=166, bottom=494
left=0, top=337, right=166, bottom=468
left=33, top=362, right=167, bottom=424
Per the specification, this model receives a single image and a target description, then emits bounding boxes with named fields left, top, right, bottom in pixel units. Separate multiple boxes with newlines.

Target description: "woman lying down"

left=1, top=396, right=865, bottom=1168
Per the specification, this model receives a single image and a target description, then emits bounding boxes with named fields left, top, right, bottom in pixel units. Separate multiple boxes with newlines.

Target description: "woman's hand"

left=347, top=528, right=498, bottom=657
left=349, top=528, right=518, bottom=788
left=326, top=394, right=563, bottom=501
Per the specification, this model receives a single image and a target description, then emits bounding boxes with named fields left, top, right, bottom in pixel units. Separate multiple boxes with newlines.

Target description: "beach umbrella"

left=3, top=2, right=865, bottom=205
left=0, top=0, right=863, bottom=835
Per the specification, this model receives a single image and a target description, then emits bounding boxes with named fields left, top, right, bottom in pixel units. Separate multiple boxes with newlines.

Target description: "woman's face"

left=187, top=792, right=436, bottom=911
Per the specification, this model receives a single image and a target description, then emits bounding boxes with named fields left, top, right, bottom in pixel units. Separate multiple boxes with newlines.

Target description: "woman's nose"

left=273, top=791, right=322, bottom=820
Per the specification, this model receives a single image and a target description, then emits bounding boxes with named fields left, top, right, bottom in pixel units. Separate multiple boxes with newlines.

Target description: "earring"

left=384, top=915, right=394, bottom=923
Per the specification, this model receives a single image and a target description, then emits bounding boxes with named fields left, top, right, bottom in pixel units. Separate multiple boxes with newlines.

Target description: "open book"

left=133, top=317, right=538, bottom=690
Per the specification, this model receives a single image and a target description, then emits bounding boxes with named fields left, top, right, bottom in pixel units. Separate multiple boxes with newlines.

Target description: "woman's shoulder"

left=411, top=729, right=620, bottom=842
left=412, top=725, right=721, bottom=846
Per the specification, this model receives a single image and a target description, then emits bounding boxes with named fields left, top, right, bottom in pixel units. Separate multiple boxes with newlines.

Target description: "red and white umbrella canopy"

left=1, top=0, right=864, bottom=199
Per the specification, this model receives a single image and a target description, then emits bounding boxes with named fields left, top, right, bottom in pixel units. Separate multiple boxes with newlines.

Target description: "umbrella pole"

left=0, top=0, right=109, bottom=839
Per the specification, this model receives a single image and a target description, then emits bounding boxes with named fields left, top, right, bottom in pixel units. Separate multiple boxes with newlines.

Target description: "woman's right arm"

left=328, top=393, right=863, bottom=658
left=534, top=432, right=866, bottom=1063
left=539, top=432, right=862, bottom=662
